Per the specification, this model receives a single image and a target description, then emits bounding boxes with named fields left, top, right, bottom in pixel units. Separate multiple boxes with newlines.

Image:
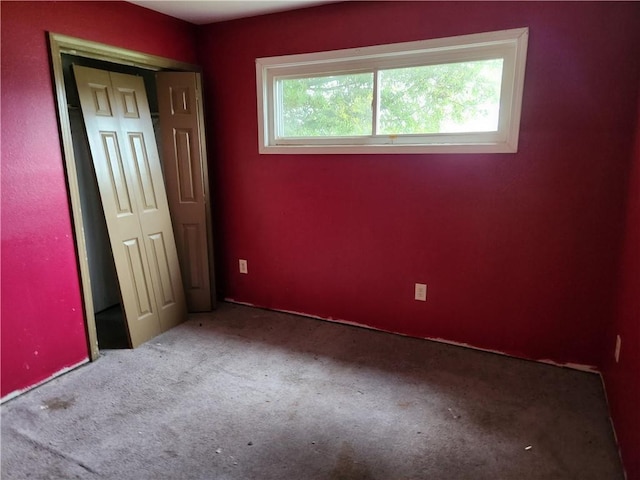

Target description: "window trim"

left=256, top=27, right=528, bottom=154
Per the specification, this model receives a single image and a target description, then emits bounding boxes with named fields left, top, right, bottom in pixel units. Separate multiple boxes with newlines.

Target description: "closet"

left=55, top=37, right=214, bottom=352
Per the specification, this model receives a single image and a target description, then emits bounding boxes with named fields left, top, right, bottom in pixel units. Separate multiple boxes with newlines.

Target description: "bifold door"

left=156, top=72, right=213, bottom=312
left=74, top=65, right=187, bottom=347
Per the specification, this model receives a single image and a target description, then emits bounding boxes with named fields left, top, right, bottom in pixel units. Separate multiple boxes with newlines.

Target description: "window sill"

left=259, top=141, right=518, bottom=155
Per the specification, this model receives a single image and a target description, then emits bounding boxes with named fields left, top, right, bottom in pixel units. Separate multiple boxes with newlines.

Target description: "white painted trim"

left=224, top=298, right=598, bottom=373
left=1, top=359, right=89, bottom=404
left=256, top=27, right=528, bottom=154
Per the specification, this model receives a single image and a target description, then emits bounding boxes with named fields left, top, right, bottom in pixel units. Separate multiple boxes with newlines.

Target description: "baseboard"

left=1, top=359, right=89, bottom=404
left=223, top=298, right=599, bottom=373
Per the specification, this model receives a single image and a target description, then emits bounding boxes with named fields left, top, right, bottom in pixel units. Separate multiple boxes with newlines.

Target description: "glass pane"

left=378, top=59, right=503, bottom=135
left=279, top=73, right=374, bottom=137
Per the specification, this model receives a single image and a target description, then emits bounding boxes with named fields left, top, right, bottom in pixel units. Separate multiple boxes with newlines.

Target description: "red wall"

left=0, top=1, right=198, bottom=398
left=603, top=92, right=640, bottom=480
left=198, top=1, right=640, bottom=367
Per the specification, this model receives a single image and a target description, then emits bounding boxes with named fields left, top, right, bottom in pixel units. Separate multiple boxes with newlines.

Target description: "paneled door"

left=74, top=65, right=187, bottom=347
left=156, top=72, right=214, bottom=312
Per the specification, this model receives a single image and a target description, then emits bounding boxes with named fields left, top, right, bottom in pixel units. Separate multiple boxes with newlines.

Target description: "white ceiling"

left=127, top=0, right=338, bottom=24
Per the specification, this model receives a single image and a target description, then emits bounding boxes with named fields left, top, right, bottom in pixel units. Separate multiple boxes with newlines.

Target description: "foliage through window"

left=257, top=28, right=528, bottom=154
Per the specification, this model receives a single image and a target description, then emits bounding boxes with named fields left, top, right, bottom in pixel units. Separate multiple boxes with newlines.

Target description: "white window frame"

left=256, top=27, right=528, bottom=154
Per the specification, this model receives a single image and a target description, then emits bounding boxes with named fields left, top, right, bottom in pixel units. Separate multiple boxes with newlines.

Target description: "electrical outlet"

left=415, top=283, right=427, bottom=301
left=615, top=335, right=621, bottom=363
left=239, top=259, right=248, bottom=274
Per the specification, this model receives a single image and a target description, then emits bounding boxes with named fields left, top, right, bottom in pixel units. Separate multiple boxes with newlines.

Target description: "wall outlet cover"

left=415, top=283, right=427, bottom=301
left=239, top=259, right=248, bottom=274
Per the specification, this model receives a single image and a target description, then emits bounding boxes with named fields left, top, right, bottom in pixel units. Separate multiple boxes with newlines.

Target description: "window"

left=256, top=28, right=528, bottom=154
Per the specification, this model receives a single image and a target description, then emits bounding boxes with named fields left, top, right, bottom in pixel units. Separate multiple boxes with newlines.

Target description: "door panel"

left=182, top=223, right=204, bottom=290
left=111, top=73, right=186, bottom=331
left=74, top=65, right=186, bottom=346
left=101, top=131, right=133, bottom=214
left=157, top=72, right=213, bottom=312
left=128, top=133, right=158, bottom=210
left=123, top=238, right=154, bottom=317
left=174, top=129, right=196, bottom=202
left=110, top=71, right=187, bottom=333
left=148, top=232, right=176, bottom=306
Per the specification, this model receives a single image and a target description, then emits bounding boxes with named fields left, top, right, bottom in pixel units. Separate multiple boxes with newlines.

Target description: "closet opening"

left=49, top=33, right=215, bottom=358
left=63, top=54, right=164, bottom=349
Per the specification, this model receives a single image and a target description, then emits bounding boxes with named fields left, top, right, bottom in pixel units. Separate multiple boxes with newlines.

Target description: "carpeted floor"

left=1, top=303, right=624, bottom=479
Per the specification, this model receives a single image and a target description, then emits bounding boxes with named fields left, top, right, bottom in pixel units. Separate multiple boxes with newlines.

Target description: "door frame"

left=48, top=33, right=213, bottom=360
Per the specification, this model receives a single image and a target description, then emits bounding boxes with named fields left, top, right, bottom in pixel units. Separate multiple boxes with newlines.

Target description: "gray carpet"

left=1, top=303, right=623, bottom=479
